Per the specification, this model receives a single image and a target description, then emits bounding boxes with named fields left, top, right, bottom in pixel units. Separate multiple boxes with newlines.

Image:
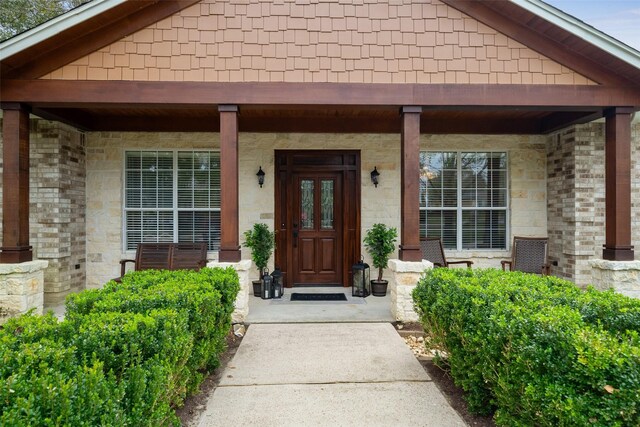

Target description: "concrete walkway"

left=198, top=323, right=465, bottom=427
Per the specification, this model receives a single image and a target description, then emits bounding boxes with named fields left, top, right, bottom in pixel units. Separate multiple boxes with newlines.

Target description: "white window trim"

left=121, top=149, right=221, bottom=252
left=420, top=150, right=510, bottom=251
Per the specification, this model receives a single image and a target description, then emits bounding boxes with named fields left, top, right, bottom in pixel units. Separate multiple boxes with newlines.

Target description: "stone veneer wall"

left=86, top=131, right=546, bottom=287
left=0, top=119, right=86, bottom=305
left=546, top=119, right=640, bottom=287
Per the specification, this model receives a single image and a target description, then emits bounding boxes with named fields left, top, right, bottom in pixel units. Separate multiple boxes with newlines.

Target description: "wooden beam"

left=0, top=104, right=33, bottom=263
left=399, top=106, right=422, bottom=262
left=3, top=80, right=640, bottom=108
left=603, top=107, right=635, bottom=261
left=218, top=105, right=241, bottom=262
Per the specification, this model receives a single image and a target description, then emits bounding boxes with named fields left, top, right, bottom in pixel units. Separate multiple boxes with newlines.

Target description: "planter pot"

left=252, top=280, right=262, bottom=297
left=371, top=280, right=388, bottom=297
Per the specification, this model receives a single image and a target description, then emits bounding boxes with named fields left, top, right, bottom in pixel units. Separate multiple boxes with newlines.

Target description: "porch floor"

left=246, top=286, right=394, bottom=323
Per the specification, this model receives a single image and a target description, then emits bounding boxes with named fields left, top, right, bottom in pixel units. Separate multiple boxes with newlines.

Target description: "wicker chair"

left=501, top=236, right=550, bottom=275
left=420, top=237, right=473, bottom=268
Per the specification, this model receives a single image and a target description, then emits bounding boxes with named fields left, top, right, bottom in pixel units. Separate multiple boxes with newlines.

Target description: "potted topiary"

left=363, top=223, right=398, bottom=297
left=243, top=222, right=276, bottom=297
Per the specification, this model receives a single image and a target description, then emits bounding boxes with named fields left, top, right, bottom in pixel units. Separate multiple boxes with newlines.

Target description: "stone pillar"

left=399, top=106, right=422, bottom=262
left=208, top=259, right=252, bottom=322
left=218, top=105, right=241, bottom=262
left=0, top=260, right=48, bottom=324
left=388, top=258, right=432, bottom=322
left=591, top=259, right=640, bottom=299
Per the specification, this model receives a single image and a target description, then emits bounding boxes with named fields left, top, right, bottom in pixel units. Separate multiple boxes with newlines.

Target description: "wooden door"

left=275, top=151, right=360, bottom=288
left=292, top=172, right=343, bottom=285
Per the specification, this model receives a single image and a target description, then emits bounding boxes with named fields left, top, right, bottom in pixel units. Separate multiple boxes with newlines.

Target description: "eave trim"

left=0, top=0, right=127, bottom=61
left=514, top=0, right=640, bottom=69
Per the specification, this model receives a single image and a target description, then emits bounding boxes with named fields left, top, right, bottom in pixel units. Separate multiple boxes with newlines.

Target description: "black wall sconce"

left=370, top=166, right=380, bottom=188
left=256, top=166, right=265, bottom=188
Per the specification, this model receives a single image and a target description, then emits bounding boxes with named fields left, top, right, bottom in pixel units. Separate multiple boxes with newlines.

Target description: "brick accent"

left=547, top=121, right=640, bottom=287
left=0, top=119, right=86, bottom=305
left=42, top=0, right=594, bottom=85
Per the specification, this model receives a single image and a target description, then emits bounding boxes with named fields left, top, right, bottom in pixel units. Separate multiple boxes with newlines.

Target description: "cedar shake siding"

left=41, top=0, right=595, bottom=85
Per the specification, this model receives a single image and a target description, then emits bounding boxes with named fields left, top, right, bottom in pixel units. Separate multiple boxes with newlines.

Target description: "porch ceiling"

left=33, top=104, right=600, bottom=135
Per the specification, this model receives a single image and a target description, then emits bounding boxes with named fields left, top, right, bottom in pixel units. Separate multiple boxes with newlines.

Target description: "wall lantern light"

left=256, top=166, right=265, bottom=188
left=370, top=166, right=380, bottom=188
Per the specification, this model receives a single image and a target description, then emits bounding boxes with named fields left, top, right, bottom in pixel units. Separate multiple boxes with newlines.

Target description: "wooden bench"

left=117, top=242, right=208, bottom=280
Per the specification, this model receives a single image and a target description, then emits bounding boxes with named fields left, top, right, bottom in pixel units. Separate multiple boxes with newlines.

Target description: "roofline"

left=513, top=0, right=640, bottom=69
left=0, top=0, right=127, bottom=61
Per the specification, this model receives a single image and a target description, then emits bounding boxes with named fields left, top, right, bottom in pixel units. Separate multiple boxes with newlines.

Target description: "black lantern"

left=256, top=166, right=265, bottom=188
left=352, top=258, right=370, bottom=297
left=261, top=268, right=273, bottom=299
left=370, top=166, right=380, bottom=188
left=271, top=267, right=284, bottom=299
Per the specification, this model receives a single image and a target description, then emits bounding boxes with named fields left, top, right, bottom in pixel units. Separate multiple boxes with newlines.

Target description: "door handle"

left=293, top=230, right=298, bottom=247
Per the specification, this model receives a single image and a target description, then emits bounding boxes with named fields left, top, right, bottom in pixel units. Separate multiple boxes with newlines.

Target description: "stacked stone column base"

left=0, top=260, right=49, bottom=324
left=207, top=259, right=252, bottom=322
left=590, top=259, right=640, bottom=299
left=388, top=259, right=433, bottom=322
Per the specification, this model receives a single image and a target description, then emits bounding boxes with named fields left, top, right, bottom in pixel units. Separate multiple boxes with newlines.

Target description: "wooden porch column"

left=603, top=107, right=635, bottom=261
left=399, top=106, right=423, bottom=261
left=1, top=103, right=33, bottom=263
left=218, top=105, right=241, bottom=262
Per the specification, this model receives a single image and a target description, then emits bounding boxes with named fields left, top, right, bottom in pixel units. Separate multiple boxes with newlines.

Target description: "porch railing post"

left=603, top=107, right=635, bottom=261
left=0, top=103, right=33, bottom=263
left=399, top=106, right=423, bottom=262
left=218, top=105, right=241, bottom=262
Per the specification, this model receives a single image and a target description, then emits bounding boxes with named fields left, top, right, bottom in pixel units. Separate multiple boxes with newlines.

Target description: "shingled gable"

left=1, top=0, right=639, bottom=87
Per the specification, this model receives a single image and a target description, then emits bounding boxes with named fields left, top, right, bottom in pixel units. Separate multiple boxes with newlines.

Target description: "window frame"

left=419, top=150, right=510, bottom=251
left=122, top=149, right=221, bottom=252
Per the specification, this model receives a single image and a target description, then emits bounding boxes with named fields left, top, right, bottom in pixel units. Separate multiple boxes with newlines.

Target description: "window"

left=124, top=150, right=220, bottom=251
left=419, top=151, right=508, bottom=250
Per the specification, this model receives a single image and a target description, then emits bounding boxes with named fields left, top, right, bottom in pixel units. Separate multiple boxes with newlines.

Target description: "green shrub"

left=67, top=268, right=240, bottom=380
left=1, top=267, right=240, bottom=426
left=413, top=268, right=640, bottom=426
left=0, top=335, right=125, bottom=426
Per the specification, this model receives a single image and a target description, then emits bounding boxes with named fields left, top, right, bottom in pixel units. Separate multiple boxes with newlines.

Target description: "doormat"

left=290, top=293, right=347, bottom=301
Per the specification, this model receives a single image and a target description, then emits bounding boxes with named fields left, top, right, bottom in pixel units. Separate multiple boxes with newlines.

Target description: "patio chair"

left=501, top=236, right=550, bottom=275
left=420, top=237, right=473, bottom=268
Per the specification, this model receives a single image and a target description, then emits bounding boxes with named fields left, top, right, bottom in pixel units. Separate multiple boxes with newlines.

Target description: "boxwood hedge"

left=0, top=267, right=240, bottom=426
left=413, top=268, right=640, bottom=426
